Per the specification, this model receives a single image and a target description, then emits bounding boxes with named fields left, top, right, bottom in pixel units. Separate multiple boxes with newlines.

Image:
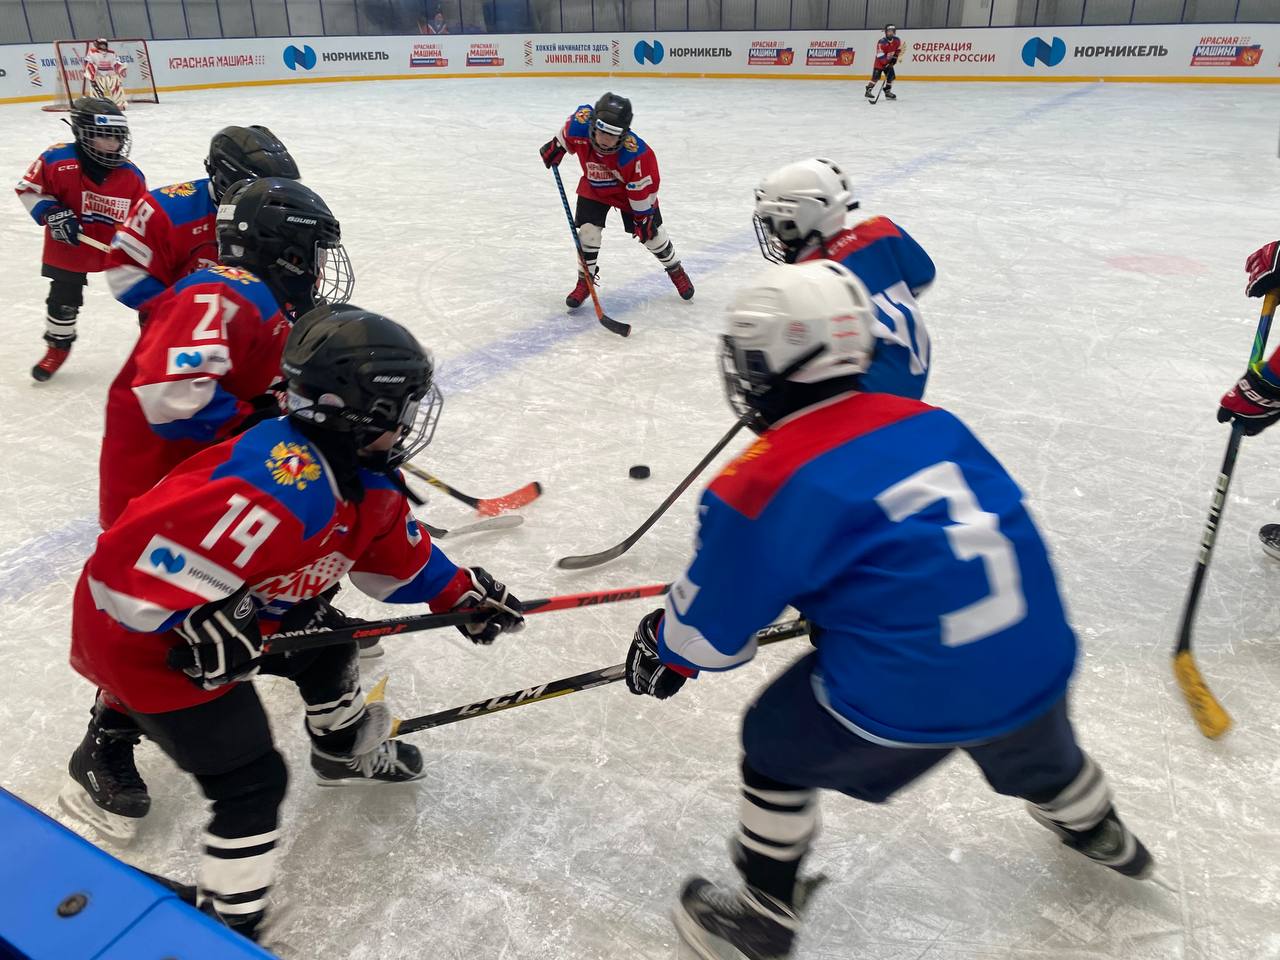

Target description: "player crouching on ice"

left=623, top=262, right=1153, bottom=960
left=866, top=24, right=902, bottom=100
left=68, top=305, right=524, bottom=942
left=754, top=157, right=935, bottom=399
left=540, top=92, right=694, bottom=306
left=15, top=97, right=146, bottom=381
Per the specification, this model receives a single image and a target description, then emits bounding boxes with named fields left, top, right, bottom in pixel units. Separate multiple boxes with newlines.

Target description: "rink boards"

left=2, top=23, right=1280, bottom=104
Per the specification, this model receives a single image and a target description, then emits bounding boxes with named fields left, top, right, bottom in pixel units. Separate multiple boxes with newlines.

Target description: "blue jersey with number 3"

left=799, top=217, right=936, bottom=400
left=657, top=392, right=1076, bottom=746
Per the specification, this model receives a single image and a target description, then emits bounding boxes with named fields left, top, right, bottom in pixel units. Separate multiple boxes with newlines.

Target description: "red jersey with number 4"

left=875, top=36, right=903, bottom=70
left=98, top=265, right=291, bottom=529
left=556, top=105, right=661, bottom=214
left=15, top=142, right=146, bottom=273
left=106, top=178, right=218, bottom=313
left=73, top=418, right=461, bottom=713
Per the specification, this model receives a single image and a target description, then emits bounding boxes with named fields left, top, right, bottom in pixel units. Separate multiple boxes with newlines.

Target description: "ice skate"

left=1027, top=804, right=1153, bottom=879
left=32, top=336, right=72, bottom=382
left=58, top=712, right=149, bottom=842
left=674, top=877, right=800, bottom=960
left=667, top=263, right=695, bottom=300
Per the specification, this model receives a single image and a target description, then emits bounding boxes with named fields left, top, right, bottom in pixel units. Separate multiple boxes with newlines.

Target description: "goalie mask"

left=753, top=158, right=858, bottom=264
left=206, top=125, right=301, bottom=202
left=217, top=177, right=353, bottom=313
left=69, top=97, right=130, bottom=168
left=282, top=304, right=443, bottom=469
left=721, top=261, right=877, bottom=431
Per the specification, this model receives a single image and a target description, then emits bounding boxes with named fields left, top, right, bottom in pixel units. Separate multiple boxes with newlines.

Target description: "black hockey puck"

left=629, top=465, right=651, bottom=480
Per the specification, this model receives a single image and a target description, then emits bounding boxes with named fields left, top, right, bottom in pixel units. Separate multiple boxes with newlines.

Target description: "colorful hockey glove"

left=540, top=137, right=567, bottom=168
left=1245, top=241, right=1280, bottom=298
left=625, top=609, right=696, bottom=700
left=1218, top=365, right=1280, bottom=435
left=631, top=211, right=658, bottom=243
left=169, top=586, right=263, bottom=690
left=45, top=207, right=81, bottom=246
left=430, top=566, right=524, bottom=644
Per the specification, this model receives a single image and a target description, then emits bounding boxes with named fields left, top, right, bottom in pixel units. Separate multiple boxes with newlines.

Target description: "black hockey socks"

left=733, top=761, right=819, bottom=906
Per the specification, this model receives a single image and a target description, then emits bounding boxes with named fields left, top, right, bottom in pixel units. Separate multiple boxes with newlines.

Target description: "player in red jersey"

left=1218, top=240, right=1280, bottom=559
left=540, top=92, right=694, bottom=306
left=865, top=24, right=903, bottom=101
left=106, top=126, right=300, bottom=317
left=69, top=304, right=524, bottom=941
left=15, top=97, right=146, bottom=381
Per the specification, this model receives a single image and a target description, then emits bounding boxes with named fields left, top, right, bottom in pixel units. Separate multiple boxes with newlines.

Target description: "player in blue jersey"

left=753, top=158, right=935, bottom=399
left=623, top=261, right=1152, bottom=960
left=106, top=125, right=300, bottom=317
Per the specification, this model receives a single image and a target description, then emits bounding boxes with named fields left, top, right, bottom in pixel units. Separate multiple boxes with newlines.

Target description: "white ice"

left=1, top=77, right=1278, bottom=960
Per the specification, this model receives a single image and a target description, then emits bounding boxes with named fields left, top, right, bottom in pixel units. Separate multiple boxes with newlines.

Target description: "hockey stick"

left=420, top=514, right=524, bottom=539
left=402, top=463, right=542, bottom=517
left=78, top=234, right=112, bottom=253
left=1173, top=290, right=1277, bottom=739
left=555, top=346, right=823, bottom=570
left=260, top=582, right=670, bottom=655
left=550, top=164, right=631, bottom=338
left=389, top=618, right=811, bottom=736
left=867, top=77, right=885, bottom=104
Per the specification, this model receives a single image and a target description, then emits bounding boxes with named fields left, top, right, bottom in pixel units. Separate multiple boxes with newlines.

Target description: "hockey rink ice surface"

left=2, top=76, right=1279, bottom=959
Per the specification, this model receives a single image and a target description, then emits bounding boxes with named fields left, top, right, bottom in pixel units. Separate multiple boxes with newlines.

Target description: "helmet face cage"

left=314, top=243, right=355, bottom=306
left=73, top=112, right=131, bottom=167
left=719, top=335, right=774, bottom=421
left=391, top=381, right=443, bottom=467
left=752, top=212, right=796, bottom=264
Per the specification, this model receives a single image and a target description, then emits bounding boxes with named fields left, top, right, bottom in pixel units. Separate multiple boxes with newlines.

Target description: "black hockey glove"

left=429, top=566, right=524, bottom=644
left=168, top=586, right=264, bottom=690
left=45, top=206, right=81, bottom=246
left=625, top=609, right=696, bottom=700
left=1245, top=241, right=1280, bottom=298
left=631, top=211, right=658, bottom=243
left=1218, top=365, right=1280, bottom=436
left=540, top=137, right=566, bottom=168
left=888, top=54, right=899, bottom=66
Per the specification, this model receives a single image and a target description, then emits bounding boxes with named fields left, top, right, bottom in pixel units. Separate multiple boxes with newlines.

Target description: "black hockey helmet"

left=884, top=23, right=897, bottom=36
left=69, top=97, right=130, bottom=168
left=205, top=125, right=300, bottom=203
left=217, top=177, right=353, bottom=312
left=590, top=92, right=633, bottom=154
left=282, top=304, right=442, bottom=466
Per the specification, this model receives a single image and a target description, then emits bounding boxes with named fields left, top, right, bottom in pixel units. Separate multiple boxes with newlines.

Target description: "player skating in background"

left=69, top=304, right=524, bottom=940
left=15, top=97, right=146, bottom=381
left=865, top=24, right=902, bottom=101
left=1218, top=239, right=1280, bottom=559
left=59, top=177, right=353, bottom=844
left=753, top=157, right=935, bottom=398
left=623, top=262, right=1152, bottom=960
left=107, top=125, right=299, bottom=317
left=84, top=39, right=128, bottom=110
left=540, top=92, right=695, bottom=305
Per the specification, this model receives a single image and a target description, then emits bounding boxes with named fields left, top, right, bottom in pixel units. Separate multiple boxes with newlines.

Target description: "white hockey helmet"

left=720, top=261, right=877, bottom=426
left=753, top=158, right=858, bottom=264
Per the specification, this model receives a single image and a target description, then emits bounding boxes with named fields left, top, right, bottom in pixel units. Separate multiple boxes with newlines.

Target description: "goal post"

left=41, top=39, right=159, bottom=112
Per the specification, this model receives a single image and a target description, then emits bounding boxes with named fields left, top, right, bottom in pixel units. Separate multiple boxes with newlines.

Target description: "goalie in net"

left=44, top=39, right=159, bottom=112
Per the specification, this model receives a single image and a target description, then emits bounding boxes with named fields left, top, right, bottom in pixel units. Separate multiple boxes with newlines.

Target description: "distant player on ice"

left=540, top=92, right=695, bottom=306
left=622, top=261, right=1153, bottom=960
left=753, top=157, right=935, bottom=398
left=1218, top=239, right=1280, bottom=559
left=866, top=24, right=902, bottom=101
left=84, top=39, right=129, bottom=110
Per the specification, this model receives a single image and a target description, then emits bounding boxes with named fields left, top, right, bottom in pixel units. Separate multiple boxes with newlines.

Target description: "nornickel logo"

left=283, top=45, right=317, bottom=70
left=634, top=40, right=664, bottom=65
left=150, top=548, right=186, bottom=573
left=1021, top=36, right=1066, bottom=67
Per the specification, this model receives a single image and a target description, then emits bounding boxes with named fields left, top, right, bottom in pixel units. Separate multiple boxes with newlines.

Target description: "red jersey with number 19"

left=98, top=265, right=291, bottom=529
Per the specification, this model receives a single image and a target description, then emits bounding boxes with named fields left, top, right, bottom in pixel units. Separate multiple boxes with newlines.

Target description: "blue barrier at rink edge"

left=0, top=787, right=273, bottom=960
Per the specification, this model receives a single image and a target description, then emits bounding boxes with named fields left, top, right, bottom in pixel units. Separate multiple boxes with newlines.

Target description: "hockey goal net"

left=41, top=39, right=159, bottom=111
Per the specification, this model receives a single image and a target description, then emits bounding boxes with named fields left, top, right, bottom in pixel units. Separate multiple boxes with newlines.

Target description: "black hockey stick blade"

left=391, top=618, right=810, bottom=736
left=598, top=313, right=631, bottom=338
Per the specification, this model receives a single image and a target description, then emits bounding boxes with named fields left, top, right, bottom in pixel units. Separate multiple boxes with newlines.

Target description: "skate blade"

left=672, top=902, right=747, bottom=960
left=58, top=778, right=141, bottom=844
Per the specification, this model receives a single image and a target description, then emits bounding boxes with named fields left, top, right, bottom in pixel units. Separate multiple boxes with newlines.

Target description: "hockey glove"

left=625, top=609, right=697, bottom=700
left=430, top=566, right=524, bottom=644
left=1218, top=366, right=1280, bottom=435
left=45, top=207, right=81, bottom=246
left=540, top=137, right=567, bottom=168
left=168, top=586, right=264, bottom=690
left=631, top=211, right=658, bottom=243
left=1245, top=241, right=1280, bottom=298
left=888, top=55, right=899, bottom=66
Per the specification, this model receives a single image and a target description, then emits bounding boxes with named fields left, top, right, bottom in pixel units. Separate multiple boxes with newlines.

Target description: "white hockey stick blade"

left=424, top=514, right=524, bottom=539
